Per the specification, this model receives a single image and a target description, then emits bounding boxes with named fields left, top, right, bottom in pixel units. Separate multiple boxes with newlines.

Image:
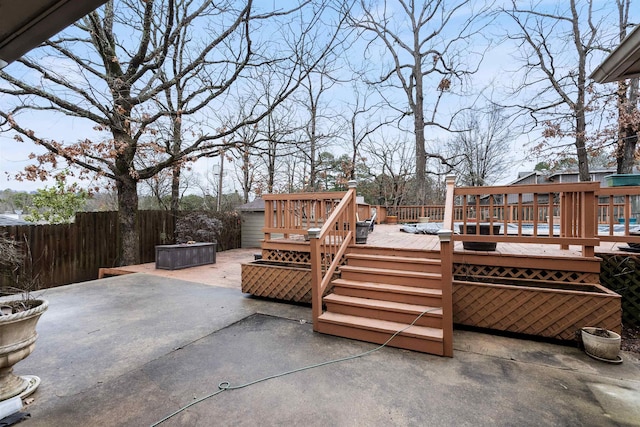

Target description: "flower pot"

left=0, top=299, right=48, bottom=400
left=581, top=327, right=621, bottom=362
left=355, top=221, right=370, bottom=244
left=386, top=216, right=397, bottom=225
left=459, top=223, right=500, bottom=251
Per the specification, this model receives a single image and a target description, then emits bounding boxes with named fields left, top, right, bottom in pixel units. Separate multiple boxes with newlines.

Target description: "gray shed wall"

left=241, top=211, right=264, bottom=248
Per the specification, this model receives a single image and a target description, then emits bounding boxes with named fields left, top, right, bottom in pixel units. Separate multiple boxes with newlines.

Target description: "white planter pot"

left=581, top=327, right=621, bottom=361
left=0, top=299, right=48, bottom=400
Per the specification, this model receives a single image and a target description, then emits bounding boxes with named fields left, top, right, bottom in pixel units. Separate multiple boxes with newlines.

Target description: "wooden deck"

left=366, top=224, right=623, bottom=257
left=254, top=222, right=622, bottom=342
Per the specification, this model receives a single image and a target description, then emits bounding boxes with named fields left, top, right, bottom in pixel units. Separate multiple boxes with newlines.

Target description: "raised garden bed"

left=155, top=242, right=216, bottom=270
left=241, top=260, right=337, bottom=304
left=453, top=279, right=621, bottom=341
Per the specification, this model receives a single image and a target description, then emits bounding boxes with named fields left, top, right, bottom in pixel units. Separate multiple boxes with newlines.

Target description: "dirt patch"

left=621, top=324, right=640, bottom=354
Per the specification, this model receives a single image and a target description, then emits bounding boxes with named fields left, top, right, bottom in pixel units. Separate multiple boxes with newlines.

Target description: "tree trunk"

left=171, top=165, right=181, bottom=213
left=617, top=78, right=639, bottom=174
left=116, top=175, right=140, bottom=266
left=575, top=112, right=590, bottom=181
left=414, top=73, right=427, bottom=204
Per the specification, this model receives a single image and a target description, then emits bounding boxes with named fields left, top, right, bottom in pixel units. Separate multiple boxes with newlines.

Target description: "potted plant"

left=458, top=218, right=501, bottom=251
left=0, top=234, right=48, bottom=400
left=580, top=327, right=622, bottom=363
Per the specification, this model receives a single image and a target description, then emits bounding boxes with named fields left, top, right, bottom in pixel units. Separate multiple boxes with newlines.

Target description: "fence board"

left=1, top=210, right=241, bottom=291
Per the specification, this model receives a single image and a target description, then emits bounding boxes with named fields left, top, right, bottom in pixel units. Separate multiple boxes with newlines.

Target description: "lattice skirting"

left=262, top=249, right=311, bottom=264
left=241, top=261, right=336, bottom=304
left=453, top=281, right=621, bottom=340
left=453, top=263, right=599, bottom=284
left=599, top=253, right=640, bottom=327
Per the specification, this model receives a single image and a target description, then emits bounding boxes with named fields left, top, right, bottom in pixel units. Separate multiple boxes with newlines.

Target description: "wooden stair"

left=316, top=250, right=449, bottom=356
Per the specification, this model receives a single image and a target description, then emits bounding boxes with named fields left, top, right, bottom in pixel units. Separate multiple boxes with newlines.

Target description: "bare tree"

left=0, top=0, right=350, bottom=265
left=350, top=0, right=490, bottom=203
left=295, top=61, right=343, bottom=191
left=447, top=106, right=513, bottom=186
left=613, top=0, right=640, bottom=173
left=342, top=82, right=391, bottom=180
left=363, top=135, right=416, bottom=207
left=502, top=0, right=603, bottom=181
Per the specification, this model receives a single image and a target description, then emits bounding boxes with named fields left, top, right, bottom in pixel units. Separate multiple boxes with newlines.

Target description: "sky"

left=0, top=0, right=635, bottom=196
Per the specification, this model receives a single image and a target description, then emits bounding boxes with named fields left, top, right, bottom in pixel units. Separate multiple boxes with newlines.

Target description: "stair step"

left=316, top=312, right=444, bottom=355
left=332, top=279, right=442, bottom=306
left=348, top=246, right=441, bottom=260
left=339, top=265, right=442, bottom=288
left=346, top=253, right=441, bottom=273
left=324, top=293, right=442, bottom=328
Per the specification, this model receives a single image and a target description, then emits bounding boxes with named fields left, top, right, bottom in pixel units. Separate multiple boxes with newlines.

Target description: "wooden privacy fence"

left=0, top=211, right=175, bottom=289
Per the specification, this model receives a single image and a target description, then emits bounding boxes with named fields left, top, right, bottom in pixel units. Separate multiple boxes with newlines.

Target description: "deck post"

left=308, top=227, right=323, bottom=330
left=582, top=187, right=597, bottom=257
left=348, top=180, right=357, bottom=245
left=443, top=175, right=456, bottom=229
left=438, top=229, right=454, bottom=357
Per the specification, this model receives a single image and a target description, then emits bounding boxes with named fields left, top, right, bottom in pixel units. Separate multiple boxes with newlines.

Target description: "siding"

left=241, top=212, right=264, bottom=248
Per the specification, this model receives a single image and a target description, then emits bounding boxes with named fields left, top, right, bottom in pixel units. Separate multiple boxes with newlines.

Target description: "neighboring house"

left=0, top=214, right=32, bottom=226
left=501, top=169, right=620, bottom=205
left=509, top=169, right=617, bottom=186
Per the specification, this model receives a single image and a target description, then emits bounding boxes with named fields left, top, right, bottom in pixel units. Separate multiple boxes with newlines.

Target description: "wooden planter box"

left=453, top=280, right=621, bottom=340
left=241, top=260, right=336, bottom=304
left=155, top=242, right=216, bottom=270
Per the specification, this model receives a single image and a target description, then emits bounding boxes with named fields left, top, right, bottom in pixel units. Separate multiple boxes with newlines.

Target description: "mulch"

left=621, top=324, right=640, bottom=354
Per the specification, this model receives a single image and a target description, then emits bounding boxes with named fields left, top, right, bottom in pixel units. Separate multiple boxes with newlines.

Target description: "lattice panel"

left=599, top=253, right=640, bottom=327
left=453, top=263, right=599, bottom=284
left=241, top=263, right=335, bottom=304
left=263, top=250, right=311, bottom=265
left=453, top=282, right=621, bottom=340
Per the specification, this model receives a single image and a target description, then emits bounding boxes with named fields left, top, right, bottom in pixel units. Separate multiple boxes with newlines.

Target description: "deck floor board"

left=365, top=224, right=623, bottom=258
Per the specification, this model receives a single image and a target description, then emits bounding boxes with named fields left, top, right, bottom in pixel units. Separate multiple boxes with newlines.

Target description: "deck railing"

left=385, top=190, right=640, bottom=228
left=596, top=186, right=640, bottom=243
left=308, top=181, right=357, bottom=327
left=262, top=191, right=346, bottom=240
left=453, top=182, right=600, bottom=256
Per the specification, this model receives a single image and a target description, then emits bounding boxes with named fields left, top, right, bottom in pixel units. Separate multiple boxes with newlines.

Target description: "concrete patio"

left=12, top=269, right=640, bottom=426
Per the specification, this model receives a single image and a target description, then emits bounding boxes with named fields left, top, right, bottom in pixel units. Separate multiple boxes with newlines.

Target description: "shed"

left=237, top=198, right=266, bottom=248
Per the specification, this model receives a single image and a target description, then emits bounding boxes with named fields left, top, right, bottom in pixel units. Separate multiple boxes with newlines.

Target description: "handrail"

left=309, top=181, right=357, bottom=327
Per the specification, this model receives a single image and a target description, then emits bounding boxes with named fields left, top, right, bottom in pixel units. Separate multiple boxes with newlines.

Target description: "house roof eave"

left=0, top=0, right=107, bottom=68
left=591, top=24, right=640, bottom=83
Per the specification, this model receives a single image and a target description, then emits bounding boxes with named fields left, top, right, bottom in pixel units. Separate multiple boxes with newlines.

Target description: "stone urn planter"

left=0, top=299, right=48, bottom=400
left=581, top=327, right=622, bottom=363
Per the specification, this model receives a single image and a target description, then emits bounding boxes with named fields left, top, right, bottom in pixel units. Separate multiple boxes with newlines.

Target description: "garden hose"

left=151, top=307, right=441, bottom=426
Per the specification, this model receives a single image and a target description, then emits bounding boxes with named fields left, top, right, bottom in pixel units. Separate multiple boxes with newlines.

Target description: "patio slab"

left=15, top=274, right=640, bottom=426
